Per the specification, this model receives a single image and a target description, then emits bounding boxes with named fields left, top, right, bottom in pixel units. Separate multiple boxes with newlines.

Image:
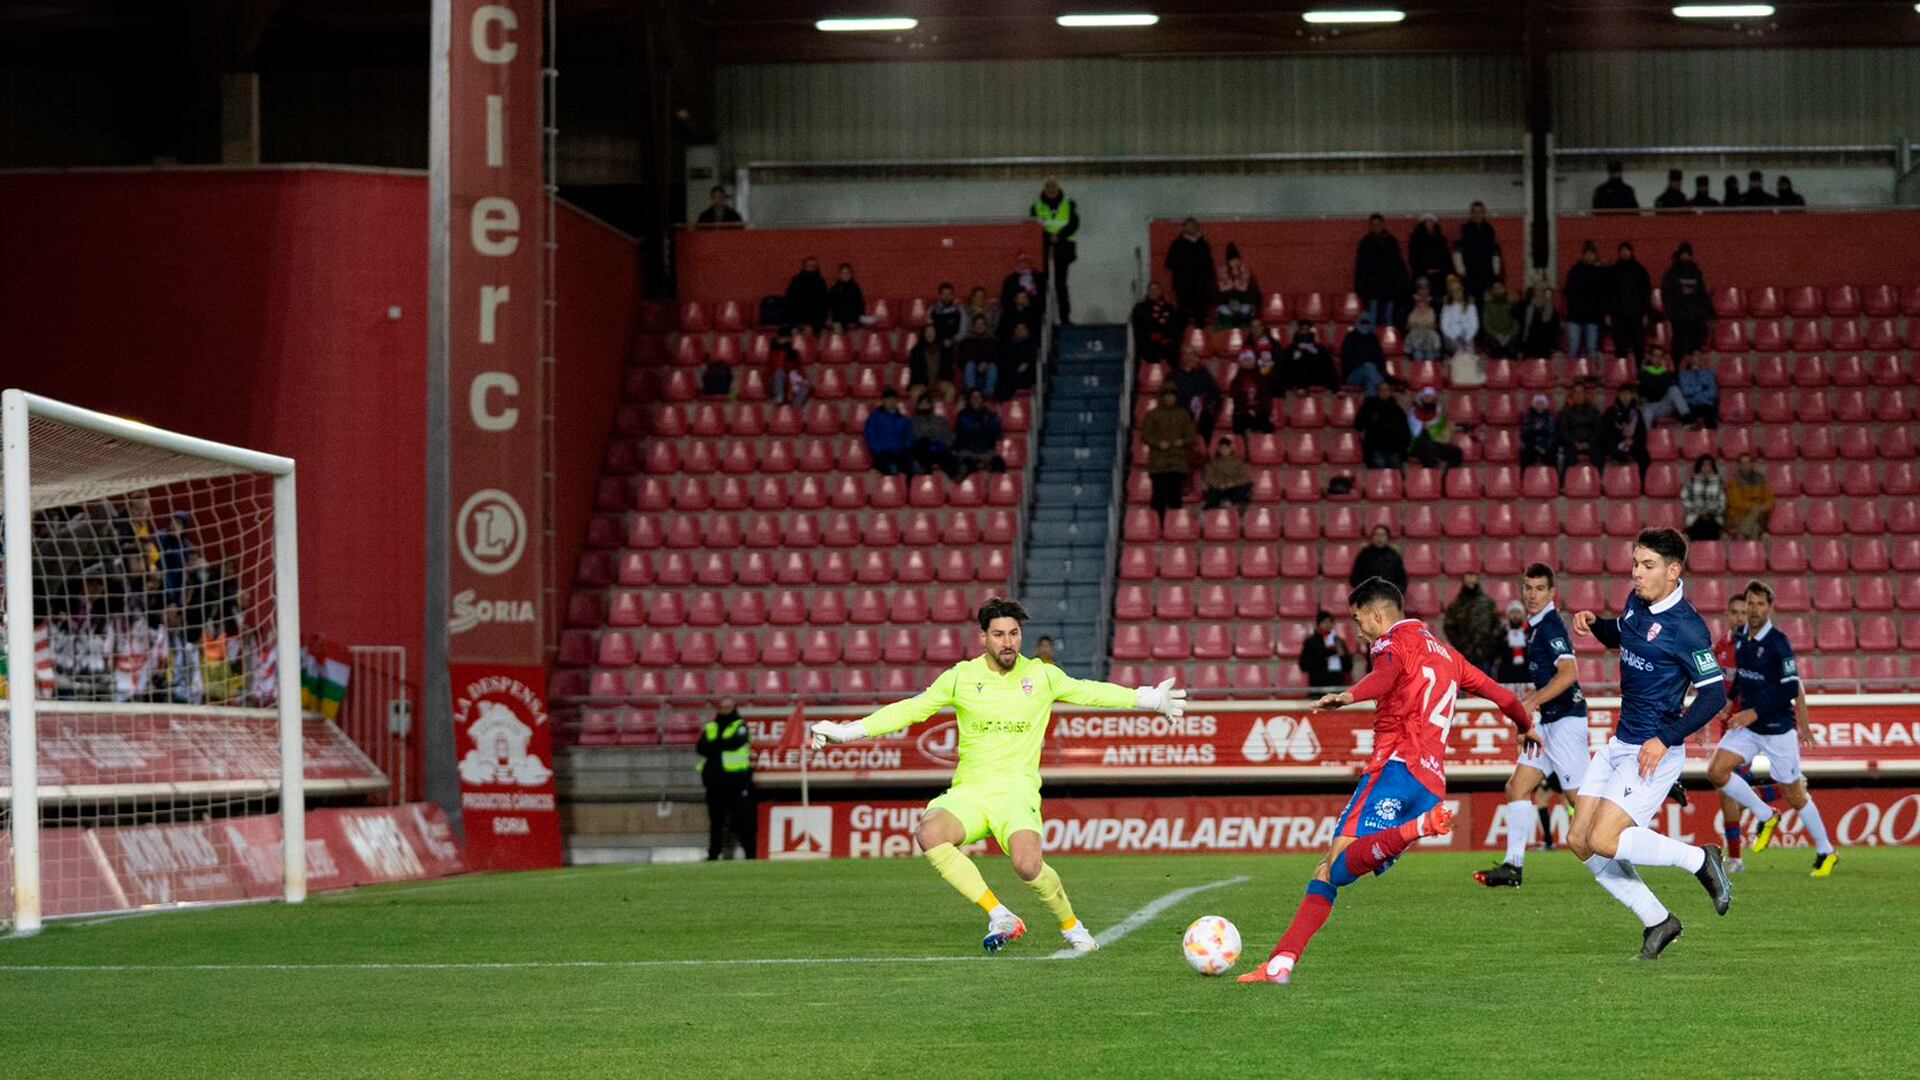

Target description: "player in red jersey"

left=1241, top=577, right=1539, bottom=986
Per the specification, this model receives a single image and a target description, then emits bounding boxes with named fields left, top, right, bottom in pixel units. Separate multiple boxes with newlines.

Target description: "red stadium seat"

left=1564, top=503, right=1602, bottom=537
left=1815, top=616, right=1856, bottom=652
left=1233, top=623, right=1276, bottom=660
left=1442, top=504, right=1480, bottom=539
left=1280, top=545, right=1317, bottom=579
left=1858, top=617, right=1899, bottom=652
left=1754, top=321, right=1791, bottom=352
left=1237, top=583, right=1278, bottom=619
left=1829, top=321, right=1865, bottom=353
left=1711, top=286, right=1745, bottom=319
left=1561, top=464, right=1600, bottom=499
left=1855, top=578, right=1894, bottom=612
left=1243, top=506, right=1281, bottom=541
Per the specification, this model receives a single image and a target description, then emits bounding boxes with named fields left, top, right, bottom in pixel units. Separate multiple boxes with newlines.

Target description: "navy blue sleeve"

left=1774, top=634, right=1800, bottom=686
left=1660, top=680, right=1726, bottom=747
left=1591, top=618, right=1621, bottom=649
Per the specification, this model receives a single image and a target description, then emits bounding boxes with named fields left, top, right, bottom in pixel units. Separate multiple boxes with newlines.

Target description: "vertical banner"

left=445, top=0, right=560, bottom=870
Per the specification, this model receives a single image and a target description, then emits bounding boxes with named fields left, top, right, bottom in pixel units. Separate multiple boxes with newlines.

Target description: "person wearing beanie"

left=1689, top=174, right=1720, bottom=208
left=1738, top=169, right=1776, bottom=208
left=1654, top=168, right=1689, bottom=210
left=1593, top=159, right=1638, bottom=210
left=1214, top=242, right=1260, bottom=329
left=1407, top=213, right=1453, bottom=301
left=1520, top=392, right=1559, bottom=470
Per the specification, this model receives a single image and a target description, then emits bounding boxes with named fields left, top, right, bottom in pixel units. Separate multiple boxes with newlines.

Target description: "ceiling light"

left=1671, top=5, right=1774, bottom=17
left=1302, top=9, right=1407, bottom=24
left=1057, top=13, right=1160, bottom=27
left=815, top=17, right=918, bottom=32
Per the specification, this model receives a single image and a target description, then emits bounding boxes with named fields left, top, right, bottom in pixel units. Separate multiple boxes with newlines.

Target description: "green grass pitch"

left=1, top=849, right=1913, bottom=1079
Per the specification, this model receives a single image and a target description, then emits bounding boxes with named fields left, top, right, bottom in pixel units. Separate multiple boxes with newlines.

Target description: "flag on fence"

left=301, top=647, right=322, bottom=712
left=318, top=648, right=350, bottom=721
left=2, top=622, right=57, bottom=698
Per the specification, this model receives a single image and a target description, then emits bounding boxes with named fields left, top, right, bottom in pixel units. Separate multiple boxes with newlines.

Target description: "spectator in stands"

left=957, top=314, right=999, bottom=399
left=910, top=395, right=957, bottom=479
left=1001, top=251, right=1045, bottom=315
left=1775, top=175, right=1806, bottom=207
left=1035, top=636, right=1059, bottom=666
left=696, top=185, right=742, bottom=226
left=1354, top=212, right=1409, bottom=328
left=1173, top=347, right=1222, bottom=438
left=1299, top=611, right=1355, bottom=691
left=1453, top=201, right=1502, bottom=301
left=1661, top=242, right=1712, bottom=363
left=1350, top=527, right=1410, bottom=599
left=929, top=282, right=964, bottom=349
left=1606, top=241, right=1653, bottom=362
left=1723, top=175, right=1741, bottom=206
left=1654, top=169, right=1689, bottom=210
left=1001, top=288, right=1042, bottom=345
left=1357, top=378, right=1410, bottom=469
left=1031, top=177, right=1079, bottom=323
left=1592, top=159, right=1638, bottom=210
left=1407, top=214, right=1452, bottom=303
left=965, top=285, right=996, bottom=328
left=1679, top=351, right=1720, bottom=429
left=1738, top=170, right=1776, bottom=207
left=784, top=256, right=830, bottom=331
left=1556, top=381, right=1605, bottom=474
left=1408, top=386, right=1465, bottom=471
left=769, top=326, right=812, bottom=406
left=696, top=698, right=755, bottom=861
left=1439, top=278, right=1479, bottom=356
left=1201, top=437, right=1254, bottom=512
left=700, top=353, right=734, bottom=398
left=1520, top=393, right=1558, bottom=469
left=1341, top=314, right=1387, bottom=392
left=1681, top=454, right=1726, bottom=541
left=907, top=323, right=955, bottom=405
left=1478, top=280, right=1519, bottom=359
left=1498, top=600, right=1532, bottom=683
left=1280, top=320, right=1338, bottom=395
left=1000, top=323, right=1039, bottom=401
left=1214, top=244, right=1260, bottom=329
left=1518, top=281, right=1562, bottom=358
left=865, top=390, right=917, bottom=475
left=1563, top=241, right=1608, bottom=359
left=1228, top=352, right=1275, bottom=435
left=1726, top=453, right=1775, bottom=539
left=1142, top=388, right=1198, bottom=520
left=1638, top=343, right=1692, bottom=426
left=827, top=262, right=867, bottom=331
left=1690, top=175, right=1720, bottom=208
left=1164, top=217, right=1216, bottom=328
left=1132, top=281, right=1182, bottom=367
left=953, top=390, right=1006, bottom=477
left=1603, top=384, right=1650, bottom=479
left=1443, top=573, right=1502, bottom=678
left=1404, top=282, right=1442, bottom=362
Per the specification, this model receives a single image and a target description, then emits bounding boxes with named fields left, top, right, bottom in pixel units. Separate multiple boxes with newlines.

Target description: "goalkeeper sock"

left=924, top=843, right=997, bottom=913
left=1026, top=863, right=1078, bottom=930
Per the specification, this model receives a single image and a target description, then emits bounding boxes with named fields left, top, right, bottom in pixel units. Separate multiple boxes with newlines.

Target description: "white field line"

left=1049, top=875, right=1253, bottom=960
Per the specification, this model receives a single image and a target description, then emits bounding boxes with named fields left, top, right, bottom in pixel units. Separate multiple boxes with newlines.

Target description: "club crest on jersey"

left=1646, top=623, right=1663, bottom=642
left=1020, top=677, right=1034, bottom=697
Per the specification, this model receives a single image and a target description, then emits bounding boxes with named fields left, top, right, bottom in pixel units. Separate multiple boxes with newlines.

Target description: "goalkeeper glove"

left=1135, top=676, right=1188, bottom=721
left=810, top=720, right=869, bottom=750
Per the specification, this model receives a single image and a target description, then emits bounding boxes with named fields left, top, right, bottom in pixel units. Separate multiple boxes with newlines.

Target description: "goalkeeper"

left=812, top=597, right=1187, bottom=955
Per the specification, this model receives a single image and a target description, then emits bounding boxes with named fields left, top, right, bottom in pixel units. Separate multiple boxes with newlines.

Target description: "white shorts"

left=1715, top=726, right=1804, bottom=784
left=1578, top=736, right=1685, bottom=827
left=1517, top=716, right=1593, bottom=793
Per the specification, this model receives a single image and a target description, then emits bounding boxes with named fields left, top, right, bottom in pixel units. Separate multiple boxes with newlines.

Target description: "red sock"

left=1338, top=818, right=1425, bottom=879
left=1725, top=825, right=1742, bottom=859
left=1269, top=882, right=1336, bottom=963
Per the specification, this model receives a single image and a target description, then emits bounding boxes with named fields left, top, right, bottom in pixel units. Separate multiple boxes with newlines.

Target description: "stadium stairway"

left=1018, top=324, right=1128, bottom=675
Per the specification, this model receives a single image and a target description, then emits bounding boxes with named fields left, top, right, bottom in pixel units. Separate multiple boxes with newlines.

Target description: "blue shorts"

left=1335, top=760, right=1443, bottom=842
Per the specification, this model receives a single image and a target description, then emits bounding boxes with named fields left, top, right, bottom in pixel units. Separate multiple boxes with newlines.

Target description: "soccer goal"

left=2, top=390, right=305, bottom=934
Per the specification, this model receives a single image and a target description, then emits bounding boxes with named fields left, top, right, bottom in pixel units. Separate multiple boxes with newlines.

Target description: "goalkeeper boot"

left=1752, top=813, right=1782, bottom=853
left=1061, top=923, right=1099, bottom=953
left=1473, top=862, right=1523, bottom=888
left=983, top=913, right=1027, bottom=954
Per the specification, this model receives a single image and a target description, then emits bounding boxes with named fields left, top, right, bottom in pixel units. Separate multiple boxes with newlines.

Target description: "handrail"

left=1557, top=142, right=1917, bottom=158
left=1011, top=232, right=1053, bottom=600
left=1089, top=261, right=1142, bottom=682
left=746, top=148, right=1525, bottom=171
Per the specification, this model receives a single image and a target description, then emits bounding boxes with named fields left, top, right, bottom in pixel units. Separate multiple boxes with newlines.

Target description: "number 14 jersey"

left=1352, top=618, right=1526, bottom=797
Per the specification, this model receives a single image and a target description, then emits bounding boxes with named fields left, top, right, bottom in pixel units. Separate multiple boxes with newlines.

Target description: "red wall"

left=1148, top=215, right=1525, bottom=300
left=1557, top=211, right=1920, bottom=290
left=675, top=223, right=1043, bottom=306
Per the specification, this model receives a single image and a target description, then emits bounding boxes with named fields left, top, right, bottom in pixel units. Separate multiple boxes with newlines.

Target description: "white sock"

left=1584, top=854, right=1670, bottom=928
left=1503, top=799, right=1533, bottom=866
left=988, top=903, right=1014, bottom=923
left=1719, top=772, right=1776, bottom=821
left=1616, top=826, right=1707, bottom=873
left=1797, top=798, right=1834, bottom=856
left=1265, top=953, right=1296, bottom=977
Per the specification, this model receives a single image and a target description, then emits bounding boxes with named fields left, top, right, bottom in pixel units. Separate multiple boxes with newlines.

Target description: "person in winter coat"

left=1404, top=284, right=1442, bottom=362
left=1637, top=343, right=1693, bottom=426
left=1299, top=610, right=1355, bottom=690
left=928, top=282, right=964, bottom=349
left=1660, top=242, right=1712, bottom=362
left=1479, top=280, right=1519, bottom=359
left=1164, top=217, right=1217, bottom=328
left=999, top=323, right=1039, bottom=401
left=1141, top=388, right=1198, bottom=519
left=1602, top=384, right=1650, bottom=479
left=956, top=315, right=999, bottom=399
left=909, top=395, right=957, bottom=479
left=1348, top=525, right=1409, bottom=596
left=1518, top=283, right=1562, bottom=358
left=1689, top=175, right=1720, bottom=208
left=907, top=323, right=955, bottom=404
left=784, top=256, right=830, bottom=330
left=1407, top=386, right=1464, bottom=470
left=1726, top=453, right=1775, bottom=538
left=1341, top=314, right=1388, bottom=392
left=1443, top=573, right=1503, bottom=677
left=999, top=289, right=1042, bottom=345
left=1031, top=177, right=1079, bottom=322
left=863, top=391, right=918, bottom=475
left=1280, top=321, right=1338, bottom=394
left=1723, top=175, right=1742, bottom=207
left=1132, top=280, right=1182, bottom=367
left=1519, top=393, right=1558, bottom=469
left=1563, top=242, right=1609, bottom=359
left=1679, top=352, right=1720, bottom=429
left=1555, top=381, right=1605, bottom=474
left=1228, top=352, right=1276, bottom=435
left=1215, top=243, right=1260, bottom=329
left=1453, top=201, right=1502, bottom=301
left=1356, top=379, right=1411, bottom=469
left=1439, top=279, right=1480, bottom=356
left=1592, top=159, right=1638, bottom=210
left=1407, top=215, right=1453, bottom=304
left=827, top=262, right=867, bottom=330
left=1172, top=348, right=1222, bottom=438
left=1738, top=170, right=1776, bottom=208
left=1201, top=437, right=1255, bottom=511
left=1354, top=213, right=1410, bottom=328
left=1000, top=251, right=1045, bottom=315
left=953, top=390, right=1006, bottom=477
left=1654, top=169, right=1689, bottom=210
left=1775, top=176, right=1807, bottom=207
left=1681, top=454, right=1727, bottom=541
left=1606, top=241, right=1653, bottom=362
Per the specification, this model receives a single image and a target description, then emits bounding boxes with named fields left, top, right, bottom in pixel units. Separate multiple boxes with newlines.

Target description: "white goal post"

left=3, top=389, right=304, bottom=935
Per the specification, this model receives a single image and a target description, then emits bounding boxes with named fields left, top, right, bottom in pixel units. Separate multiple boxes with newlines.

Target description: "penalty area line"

left=1050, top=874, right=1253, bottom=960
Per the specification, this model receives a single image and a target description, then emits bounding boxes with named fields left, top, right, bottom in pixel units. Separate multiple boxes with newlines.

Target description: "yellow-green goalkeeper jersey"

left=857, top=653, right=1137, bottom=792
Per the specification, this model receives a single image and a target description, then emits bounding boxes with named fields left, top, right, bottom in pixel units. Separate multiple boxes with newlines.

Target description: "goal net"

left=2, top=390, right=306, bottom=933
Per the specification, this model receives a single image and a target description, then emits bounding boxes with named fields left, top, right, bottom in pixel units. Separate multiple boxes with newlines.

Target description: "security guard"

left=695, top=697, right=757, bottom=859
left=1031, top=176, right=1080, bottom=324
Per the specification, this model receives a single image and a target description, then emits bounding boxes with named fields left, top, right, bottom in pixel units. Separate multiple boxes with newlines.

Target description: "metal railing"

left=1009, top=233, right=1053, bottom=601
left=1088, top=250, right=1143, bottom=682
left=345, top=645, right=413, bottom=805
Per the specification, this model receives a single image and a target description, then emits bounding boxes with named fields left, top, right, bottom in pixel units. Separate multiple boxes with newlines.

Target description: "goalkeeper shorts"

left=926, top=784, right=1044, bottom=853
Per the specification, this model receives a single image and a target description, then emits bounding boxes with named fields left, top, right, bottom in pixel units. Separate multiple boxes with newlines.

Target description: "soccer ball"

left=1181, top=915, right=1241, bottom=975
